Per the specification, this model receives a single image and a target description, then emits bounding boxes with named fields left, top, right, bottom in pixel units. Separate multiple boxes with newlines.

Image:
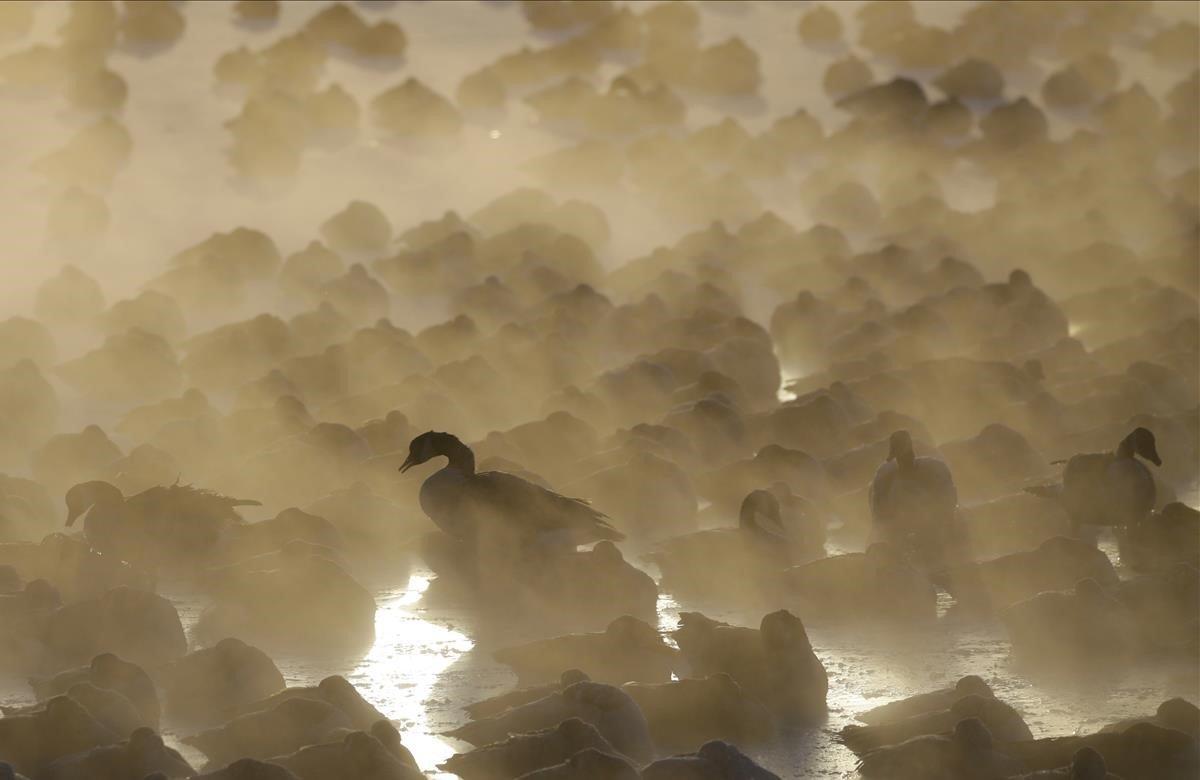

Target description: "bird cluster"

left=0, top=0, right=1197, bottom=779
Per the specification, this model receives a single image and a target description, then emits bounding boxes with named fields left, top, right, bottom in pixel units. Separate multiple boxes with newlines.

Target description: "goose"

left=30, top=652, right=160, bottom=728
left=222, top=676, right=388, bottom=733
left=464, top=670, right=591, bottom=721
left=1, top=681, right=147, bottom=737
left=856, top=717, right=1024, bottom=779
left=1007, top=721, right=1199, bottom=780
left=1005, top=747, right=1115, bottom=779
left=642, top=740, right=781, bottom=780
left=399, top=431, right=623, bottom=549
left=37, top=726, right=194, bottom=779
left=1101, top=698, right=1199, bottom=740
left=439, top=718, right=620, bottom=780
left=65, top=480, right=260, bottom=569
left=269, top=728, right=419, bottom=780
left=160, top=638, right=285, bottom=725
left=672, top=610, right=828, bottom=718
left=869, top=430, right=961, bottom=568
left=622, top=674, right=773, bottom=751
left=856, top=675, right=994, bottom=725
left=650, top=489, right=816, bottom=603
left=840, top=693, right=1032, bottom=754
left=183, top=697, right=351, bottom=766
left=445, top=679, right=654, bottom=764
left=1027, top=427, right=1161, bottom=534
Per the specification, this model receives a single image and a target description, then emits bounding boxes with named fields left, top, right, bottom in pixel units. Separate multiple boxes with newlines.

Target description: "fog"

left=0, top=1, right=1196, bottom=779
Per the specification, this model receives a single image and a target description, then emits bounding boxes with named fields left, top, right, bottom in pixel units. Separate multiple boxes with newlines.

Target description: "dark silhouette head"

left=886, top=430, right=915, bottom=466
left=1069, top=746, right=1108, bottom=780
left=1118, top=427, right=1161, bottom=466
left=400, top=431, right=469, bottom=473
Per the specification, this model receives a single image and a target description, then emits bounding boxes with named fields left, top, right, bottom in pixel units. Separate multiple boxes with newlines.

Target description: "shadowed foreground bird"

left=400, top=431, right=623, bottom=550
left=1026, top=427, right=1162, bottom=534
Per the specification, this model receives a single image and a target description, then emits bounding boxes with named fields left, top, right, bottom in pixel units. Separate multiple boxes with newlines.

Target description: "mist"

left=0, top=1, right=1196, bottom=779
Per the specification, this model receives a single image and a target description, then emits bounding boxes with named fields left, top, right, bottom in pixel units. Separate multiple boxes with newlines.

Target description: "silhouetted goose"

left=447, top=679, right=654, bottom=764
left=440, top=718, right=619, bottom=780
left=2, top=681, right=146, bottom=738
left=464, top=670, right=591, bottom=721
left=1027, top=428, right=1162, bottom=533
left=1007, top=721, right=1199, bottom=780
left=840, top=693, right=1032, bottom=754
left=1101, top=697, right=1199, bottom=740
left=856, top=676, right=994, bottom=725
left=623, top=674, right=773, bottom=752
left=643, top=740, right=781, bottom=780
left=869, top=430, right=960, bottom=568
left=400, top=431, right=623, bottom=548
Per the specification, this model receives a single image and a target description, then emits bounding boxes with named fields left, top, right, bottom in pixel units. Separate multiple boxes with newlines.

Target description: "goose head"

left=400, top=431, right=466, bottom=473
left=1069, top=746, right=1108, bottom=780
left=738, top=489, right=787, bottom=539
left=954, top=675, right=992, bottom=698
left=1117, top=427, right=1161, bottom=466
left=65, top=480, right=123, bottom=527
left=952, top=716, right=993, bottom=756
left=760, top=609, right=812, bottom=653
left=1156, top=697, right=1199, bottom=733
left=885, top=430, right=916, bottom=468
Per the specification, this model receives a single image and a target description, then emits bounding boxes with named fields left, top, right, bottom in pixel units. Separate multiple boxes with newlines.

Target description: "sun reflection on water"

left=351, top=574, right=473, bottom=776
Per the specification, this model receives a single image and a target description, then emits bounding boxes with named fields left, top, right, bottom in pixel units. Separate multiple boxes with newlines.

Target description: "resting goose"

left=65, top=481, right=259, bottom=569
left=650, top=489, right=808, bottom=602
left=869, top=430, right=961, bottom=568
left=400, top=431, right=623, bottom=549
left=1027, top=427, right=1162, bottom=533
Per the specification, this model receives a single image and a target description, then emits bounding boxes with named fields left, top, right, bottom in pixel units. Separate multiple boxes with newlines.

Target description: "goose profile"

left=399, top=431, right=623, bottom=548
left=1027, top=427, right=1161, bottom=533
left=869, top=430, right=960, bottom=567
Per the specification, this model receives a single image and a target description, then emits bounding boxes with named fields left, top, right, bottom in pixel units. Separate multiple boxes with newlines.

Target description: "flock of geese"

left=0, top=0, right=1197, bottom=779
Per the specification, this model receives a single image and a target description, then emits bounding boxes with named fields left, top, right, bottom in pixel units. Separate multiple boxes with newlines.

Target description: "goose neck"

left=442, top=439, right=476, bottom=475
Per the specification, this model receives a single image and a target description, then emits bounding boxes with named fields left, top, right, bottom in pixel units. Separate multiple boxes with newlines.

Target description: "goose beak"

left=1146, top=449, right=1162, bottom=467
left=66, top=507, right=81, bottom=527
left=399, top=455, right=416, bottom=474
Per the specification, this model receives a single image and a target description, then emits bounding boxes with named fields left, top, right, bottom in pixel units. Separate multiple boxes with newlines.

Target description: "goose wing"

left=469, top=471, right=625, bottom=544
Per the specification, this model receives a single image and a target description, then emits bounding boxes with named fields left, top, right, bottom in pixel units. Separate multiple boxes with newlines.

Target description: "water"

left=71, top=533, right=1165, bottom=776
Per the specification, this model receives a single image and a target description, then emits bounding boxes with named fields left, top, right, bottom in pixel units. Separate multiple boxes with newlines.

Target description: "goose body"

left=869, top=431, right=960, bottom=567
left=402, top=431, right=623, bottom=549
left=1028, top=428, right=1161, bottom=532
